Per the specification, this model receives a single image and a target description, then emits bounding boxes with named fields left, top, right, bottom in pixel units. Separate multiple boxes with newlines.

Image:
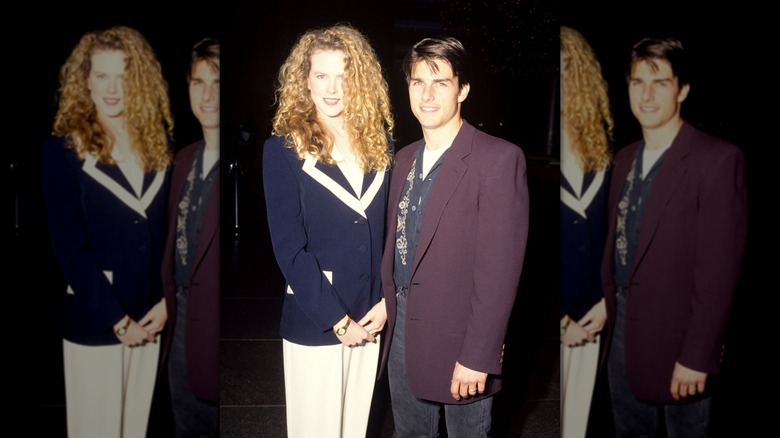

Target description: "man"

left=380, top=36, right=529, bottom=437
left=161, top=38, right=220, bottom=437
left=601, top=37, right=747, bottom=436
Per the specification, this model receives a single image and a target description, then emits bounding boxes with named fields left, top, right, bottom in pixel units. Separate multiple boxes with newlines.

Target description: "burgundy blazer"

left=380, top=120, right=529, bottom=404
left=601, top=121, right=748, bottom=404
left=162, top=141, right=220, bottom=402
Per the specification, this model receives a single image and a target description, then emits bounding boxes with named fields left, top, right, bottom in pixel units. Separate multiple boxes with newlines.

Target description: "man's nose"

left=204, top=83, right=217, bottom=101
left=422, top=83, right=434, bottom=102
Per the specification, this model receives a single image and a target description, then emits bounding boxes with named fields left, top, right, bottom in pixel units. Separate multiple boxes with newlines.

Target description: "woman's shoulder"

left=44, top=136, right=79, bottom=162
left=263, top=135, right=302, bottom=163
left=263, top=135, right=289, bottom=150
left=44, top=135, right=67, bottom=150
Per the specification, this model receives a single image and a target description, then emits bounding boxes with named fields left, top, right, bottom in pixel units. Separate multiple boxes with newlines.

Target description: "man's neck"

left=642, top=118, right=683, bottom=151
left=422, top=118, right=463, bottom=151
left=203, top=127, right=220, bottom=151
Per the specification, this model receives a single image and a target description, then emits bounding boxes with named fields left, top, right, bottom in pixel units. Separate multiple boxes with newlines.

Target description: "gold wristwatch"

left=115, top=316, right=131, bottom=336
left=333, top=318, right=351, bottom=336
left=561, top=316, right=571, bottom=335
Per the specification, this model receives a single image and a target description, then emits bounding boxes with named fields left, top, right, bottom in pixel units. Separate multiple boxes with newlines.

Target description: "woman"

left=262, top=24, right=394, bottom=438
left=560, top=26, right=613, bottom=438
left=44, top=26, right=172, bottom=438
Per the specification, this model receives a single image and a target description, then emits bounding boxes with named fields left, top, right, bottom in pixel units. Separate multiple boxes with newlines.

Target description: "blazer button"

left=360, top=274, right=369, bottom=281
left=358, top=245, right=367, bottom=253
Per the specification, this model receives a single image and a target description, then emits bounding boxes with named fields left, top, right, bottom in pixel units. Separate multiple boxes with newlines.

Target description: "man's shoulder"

left=397, top=139, right=422, bottom=161
left=615, top=139, right=643, bottom=162
left=686, top=126, right=743, bottom=160
left=468, top=126, right=525, bottom=163
left=174, top=140, right=203, bottom=160
left=473, top=128, right=519, bottom=148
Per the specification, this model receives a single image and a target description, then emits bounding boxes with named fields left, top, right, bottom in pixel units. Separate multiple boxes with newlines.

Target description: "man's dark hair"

left=188, top=37, right=220, bottom=81
left=628, top=37, right=688, bottom=86
left=402, top=36, right=470, bottom=88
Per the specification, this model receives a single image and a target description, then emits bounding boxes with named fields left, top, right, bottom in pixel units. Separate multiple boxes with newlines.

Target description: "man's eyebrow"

left=409, top=77, right=452, bottom=83
left=629, top=76, right=674, bottom=82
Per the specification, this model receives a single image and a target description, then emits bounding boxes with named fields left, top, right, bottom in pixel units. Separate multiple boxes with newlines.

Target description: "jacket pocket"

left=65, top=270, right=113, bottom=295
left=286, top=270, right=333, bottom=295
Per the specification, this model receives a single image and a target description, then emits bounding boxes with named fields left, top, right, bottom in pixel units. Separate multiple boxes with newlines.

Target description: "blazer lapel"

left=561, top=171, right=604, bottom=219
left=192, top=172, right=220, bottom=273
left=386, top=144, right=418, bottom=253
left=631, top=122, right=694, bottom=275
left=82, top=155, right=164, bottom=218
left=410, top=122, right=473, bottom=277
left=302, top=155, right=384, bottom=218
left=169, top=143, right=200, bottom=214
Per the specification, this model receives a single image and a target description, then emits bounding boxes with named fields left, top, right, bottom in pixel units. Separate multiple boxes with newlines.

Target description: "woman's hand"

left=333, top=315, right=375, bottom=347
left=139, top=298, right=167, bottom=337
left=358, top=298, right=387, bottom=336
left=561, top=316, right=593, bottom=346
left=578, top=298, right=607, bottom=337
left=114, top=315, right=155, bottom=347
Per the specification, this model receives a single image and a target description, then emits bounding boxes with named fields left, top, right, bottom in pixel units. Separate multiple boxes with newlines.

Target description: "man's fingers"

left=670, top=380, right=680, bottom=401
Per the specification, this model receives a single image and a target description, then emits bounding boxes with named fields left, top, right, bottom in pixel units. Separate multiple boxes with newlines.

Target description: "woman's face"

left=88, top=50, right=126, bottom=120
left=307, top=50, right=346, bottom=122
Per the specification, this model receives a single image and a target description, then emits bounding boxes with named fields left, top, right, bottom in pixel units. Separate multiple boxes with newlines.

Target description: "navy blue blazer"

left=560, top=169, right=609, bottom=320
left=262, top=136, right=389, bottom=346
left=44, top=137, right=168, bottom=346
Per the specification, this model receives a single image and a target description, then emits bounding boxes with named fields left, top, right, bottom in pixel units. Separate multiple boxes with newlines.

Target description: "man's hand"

left=670, top=361, right=707, bottom=401
left=450, top=361, right=488, bottom=401
left=333, top=315, right=375, bottom=347
left=561, top=317, right=593, bottom=346
left=579, top=298, right=607, bottom=337
left=139, top=298, right=167, bottom=337
left=358, top=298, right=387, bottom=336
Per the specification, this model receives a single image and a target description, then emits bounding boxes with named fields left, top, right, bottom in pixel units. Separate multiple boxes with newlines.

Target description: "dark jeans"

left=388, top=288, right=493, bottom=438
left=608, top=291, right=711, bottom=438
left=169, top=288, right=219, bottom=438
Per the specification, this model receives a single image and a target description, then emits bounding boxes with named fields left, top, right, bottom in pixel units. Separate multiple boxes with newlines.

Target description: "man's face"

left=628, top=59, right=689, bottom=132
left=408, top=59, right=469, bottom=133
left=189, top=60, right=220, bottom=130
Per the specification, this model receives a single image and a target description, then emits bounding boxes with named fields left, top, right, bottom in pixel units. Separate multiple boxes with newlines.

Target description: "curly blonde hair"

left=561, top=26, right=613, bottom=172
left=272, top=24, right=394, bottom=172
left=53, top=26, right=173, bottom=171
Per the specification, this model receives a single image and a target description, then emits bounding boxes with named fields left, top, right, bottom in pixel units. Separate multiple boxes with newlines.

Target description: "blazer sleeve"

left=678, top=143, right=748, bottom=373
left=262, top=138, right=349, bottom=332
left=457, top=143, right=530, bottom=374
left=43, top=138, right=127, bottom=329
